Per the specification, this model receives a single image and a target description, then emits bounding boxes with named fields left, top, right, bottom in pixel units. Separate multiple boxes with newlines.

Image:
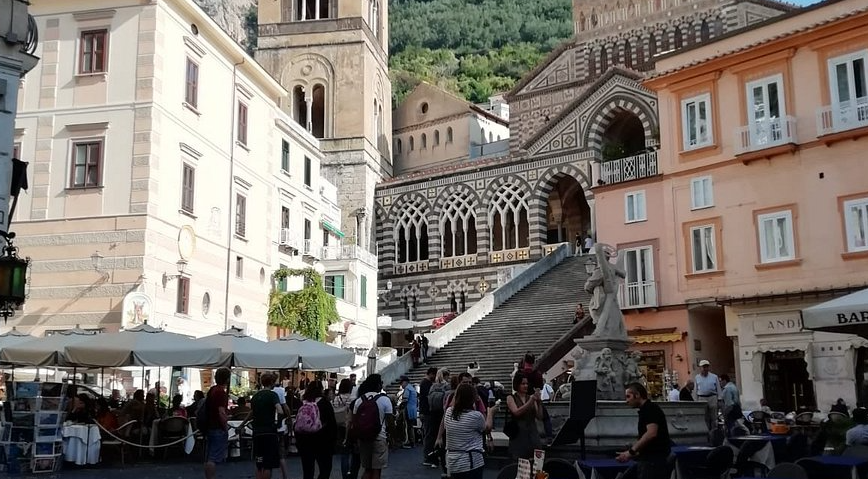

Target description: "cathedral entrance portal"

left=545, top=175, right=591, bottom=244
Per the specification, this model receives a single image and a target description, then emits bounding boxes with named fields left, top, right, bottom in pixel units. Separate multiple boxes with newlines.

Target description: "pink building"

left=595, top=0, right=868, bottom=411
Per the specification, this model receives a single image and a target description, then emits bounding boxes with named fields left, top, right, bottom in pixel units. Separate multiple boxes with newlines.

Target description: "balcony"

left=817, top=99, right=868, bottom=136
left=619, top=280, right=657, bottom=309
left=321, top=244, right=378, bottom=266
left=278, top=228, right=301, bottom=250
left=599, top=151, right=659, bottom=185
left=734, top=116, right=797, bottom=155
left=302, top=239, right=317, bottom=258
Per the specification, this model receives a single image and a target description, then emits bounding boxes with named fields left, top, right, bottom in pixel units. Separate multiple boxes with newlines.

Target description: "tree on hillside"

left=268, top=267, right=340, bottom=341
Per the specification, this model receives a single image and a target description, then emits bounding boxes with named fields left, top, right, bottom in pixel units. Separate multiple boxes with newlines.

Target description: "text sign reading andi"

left=753, top=315, right=803, bottom=335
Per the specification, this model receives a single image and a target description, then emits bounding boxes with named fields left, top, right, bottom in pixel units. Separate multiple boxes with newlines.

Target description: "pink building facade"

left=595, top=0, right=868, bottom=411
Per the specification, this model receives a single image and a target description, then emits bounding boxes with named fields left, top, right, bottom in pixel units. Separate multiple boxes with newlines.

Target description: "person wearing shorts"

left=204, top=367, right=232, bottom=479
left=351, top=374, right=393, bottom=479
left=238, top=372, right=284, bottom=479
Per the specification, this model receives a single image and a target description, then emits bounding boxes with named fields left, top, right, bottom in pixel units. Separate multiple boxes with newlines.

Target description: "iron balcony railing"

left=600, top=150, right=659, bottom=184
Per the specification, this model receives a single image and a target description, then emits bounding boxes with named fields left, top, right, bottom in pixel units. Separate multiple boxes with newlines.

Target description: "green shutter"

left=334, top=275, right=345, bottom=300
left=278, top=264, right=287, bottom=291
left=360, top=275, right=367, bottom=308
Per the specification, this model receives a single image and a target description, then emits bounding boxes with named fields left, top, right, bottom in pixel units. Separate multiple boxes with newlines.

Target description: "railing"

left=278, top=228, right=300, bottom=249
left=536, top=316, right=594, bottom=380
left=619, top=280, right=658, bottom=309
left=488, top=247, right=530, bottom=264
left=734, top=116, right=797, bottom=154
left=816, top=99, right=868, bottom=136
left=320, top=244, right=378, bottom=266
left=302, top=239, right=316, bottom=257
left=600, top=150, right=659, bottom=184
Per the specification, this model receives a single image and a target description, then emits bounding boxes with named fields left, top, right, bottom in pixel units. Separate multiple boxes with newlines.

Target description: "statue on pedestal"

left=594, top=347, right=618, bottom=393
left=622, top=350, right=645, bottom=386
left=583, top=243, right=628, bottom=340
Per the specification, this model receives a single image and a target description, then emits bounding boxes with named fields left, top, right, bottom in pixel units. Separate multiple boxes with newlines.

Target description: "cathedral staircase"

left=387, top=254, right=594, bottom=391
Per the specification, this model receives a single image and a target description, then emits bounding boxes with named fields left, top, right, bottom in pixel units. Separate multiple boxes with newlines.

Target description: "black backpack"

left=195, top=394, right=210, bottom=432
left=428, top=383, right=447, bottom=414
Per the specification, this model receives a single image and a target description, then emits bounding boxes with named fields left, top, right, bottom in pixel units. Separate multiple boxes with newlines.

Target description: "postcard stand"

left=1, top=381, right=67, bottom=474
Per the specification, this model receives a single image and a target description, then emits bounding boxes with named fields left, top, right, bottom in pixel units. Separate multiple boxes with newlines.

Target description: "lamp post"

left=0, top=232, right=30, bottom=324
left=161, top=259, right=188, bottom=287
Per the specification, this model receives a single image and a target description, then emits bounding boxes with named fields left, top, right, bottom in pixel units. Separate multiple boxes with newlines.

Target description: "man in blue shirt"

left=720, top=374, right=742, bottom=434
left=400, top=375, right=418, bottom=449
left=694, top=360, right=721, bottom=433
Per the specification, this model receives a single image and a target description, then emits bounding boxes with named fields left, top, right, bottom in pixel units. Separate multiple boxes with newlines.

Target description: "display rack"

left=1, top=381, right=66, bottom=474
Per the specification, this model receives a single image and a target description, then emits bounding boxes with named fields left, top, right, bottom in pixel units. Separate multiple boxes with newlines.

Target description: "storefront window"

left=639, top=350, right=666, bottom=399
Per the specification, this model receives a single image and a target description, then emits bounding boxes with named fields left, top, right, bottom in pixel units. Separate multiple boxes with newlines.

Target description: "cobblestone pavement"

left=24, top=446, right=451, bottom=479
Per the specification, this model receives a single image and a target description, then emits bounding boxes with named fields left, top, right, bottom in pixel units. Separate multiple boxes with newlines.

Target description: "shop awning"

left=633, top=332, right=683, bottom=344
left=802, top=288, right=868, bottom=339
left=321, top=220, right=345, bottom=238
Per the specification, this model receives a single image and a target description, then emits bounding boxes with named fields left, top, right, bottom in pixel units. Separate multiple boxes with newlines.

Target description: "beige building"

left=9, top=0, right=377, bottom=346
left=391, top=83, right=510, bottom=176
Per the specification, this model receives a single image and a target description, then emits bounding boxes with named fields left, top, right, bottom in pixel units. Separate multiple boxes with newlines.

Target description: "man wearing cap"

left=695, top=360, right=721, bottom=432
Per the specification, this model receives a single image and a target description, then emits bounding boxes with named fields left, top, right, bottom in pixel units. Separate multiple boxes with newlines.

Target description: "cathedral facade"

left=375, top=0, right=794, bottom=333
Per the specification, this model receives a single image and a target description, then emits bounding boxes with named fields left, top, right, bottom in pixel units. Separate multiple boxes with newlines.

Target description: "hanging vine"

left=268, top=267, right=340, bottom=341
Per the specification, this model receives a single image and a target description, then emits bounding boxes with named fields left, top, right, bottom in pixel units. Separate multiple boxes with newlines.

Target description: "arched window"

left=421, top=133, right=427, bottom=149
left=311, top=83, right=326, bottom=138
left=446, top=127, right=453, bottom=143
left=480, top=128, right=486, bottom=143
left=441, top=190, right=478, bottom=257
left=292, top=85, right=308, bottom=130
left=674, top=26, right=684, bottom=49
left=488, top=132, right=493, bottom=143
left=700, top=20, right=710, bottom=42
left=623, top=40, right=633, bottom=69
left=395, top=138, right=402, bottom=155
left=660, top=29, right=670, bottom=51
left=395, top=196, right=429, bottom=263
left=578, top=12, right=586, bottom=31
left=489, top=183, right=530, bottom=251
left=434, top=130, right=440, bottom=146
left=497, top=135, right=501, bottom=141
left=636, top=37, right=646, bottom=66
left=648, top=32, right=658, bottom=59
left=600, top=46, right=609, bottom=73
left=409, top=136, right=415, bottom=151
left=369, top=0, right=379, bottom=38
left=295, top=0, right=330, bottom=20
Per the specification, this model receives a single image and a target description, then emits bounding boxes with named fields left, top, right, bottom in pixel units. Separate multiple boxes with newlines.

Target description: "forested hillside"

left=389, top=0, right=573, bottom=105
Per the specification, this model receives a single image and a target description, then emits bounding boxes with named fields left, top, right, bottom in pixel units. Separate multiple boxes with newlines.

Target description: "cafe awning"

left=321, top=220, right=345, bottom=239
left=632, top=332, right=683, bottom=344
left=802, top=288, right=868, bottom=339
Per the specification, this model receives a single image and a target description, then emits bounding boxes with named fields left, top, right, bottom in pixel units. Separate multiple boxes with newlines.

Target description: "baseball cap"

left=699, top=360, right=710, bottom=367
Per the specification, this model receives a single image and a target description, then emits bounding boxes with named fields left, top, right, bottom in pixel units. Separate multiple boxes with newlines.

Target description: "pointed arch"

left=623, top=39, right=633, bottom=69
left=438, top=187, right=479, bottom=258
left=390, top=193, right=431, bottom=263
left=583, top=95, right=657, bottom=151
left=674, top=26, right=684, bottom=49
left=700, top=19, right=711, bottom=42
left=532, top=164, right=594, bottom=247
left=483, top=176, right=531, bottom=252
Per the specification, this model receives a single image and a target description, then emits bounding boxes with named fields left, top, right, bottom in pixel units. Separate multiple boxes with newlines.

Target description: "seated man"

left=846, top=408, right=868, bottom=446
left=231, top=397, right=251, bottom=419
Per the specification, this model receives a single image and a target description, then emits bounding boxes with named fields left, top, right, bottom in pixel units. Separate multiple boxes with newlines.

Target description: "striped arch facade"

left=481, top=173, right=533, bottom=254
left=432, top=183, right=482, bottom=260
left=584, top=95, right=657, bottom=151
left=529, top=163, right=593, bottom=248
left=374, top=203, right=390, bottom=269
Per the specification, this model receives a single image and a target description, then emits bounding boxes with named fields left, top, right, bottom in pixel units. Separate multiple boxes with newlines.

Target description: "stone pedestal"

left=572, top=336, right=634, bottom=400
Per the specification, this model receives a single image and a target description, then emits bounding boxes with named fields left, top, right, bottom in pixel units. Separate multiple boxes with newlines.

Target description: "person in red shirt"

left=204, top=367, right=231, bottom=479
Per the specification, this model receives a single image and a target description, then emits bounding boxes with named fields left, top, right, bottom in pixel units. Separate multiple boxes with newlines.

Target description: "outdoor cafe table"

left=62, top=423, right=100, bottom=465
left=670, top=445, right=714, bottom=479
left=800, top=455, right=868, bottom=479
left=726, top=434, right=788, bottom=470
left=576, top=458, right=634, bottom=479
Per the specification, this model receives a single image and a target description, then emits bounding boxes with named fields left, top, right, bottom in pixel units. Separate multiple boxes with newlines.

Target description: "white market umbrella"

left=802, top=288, right=868, bottom=339
left=0, top=327, right=98, bottom=366
left=197, top=327, right=299, bottom=369
left=0, top=328, right=32, bottom=351
left=64, top=324, right=222, bottom=367
left=264, top=333, right=354, bottom=370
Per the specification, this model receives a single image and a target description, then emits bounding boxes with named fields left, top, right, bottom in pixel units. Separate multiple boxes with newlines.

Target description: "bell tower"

left=256, top=0, right=392, bottom=249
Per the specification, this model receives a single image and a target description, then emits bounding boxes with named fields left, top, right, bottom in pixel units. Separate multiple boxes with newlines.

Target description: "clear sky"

left=791, top=0, right=823, bottom=5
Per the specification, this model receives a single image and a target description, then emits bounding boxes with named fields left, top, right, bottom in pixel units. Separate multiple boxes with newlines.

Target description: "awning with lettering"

left=321, top=220, right=345, bottom=239
left=633, top=332, right=683, bottom=344
left=801, top=288, right=868, bottom=339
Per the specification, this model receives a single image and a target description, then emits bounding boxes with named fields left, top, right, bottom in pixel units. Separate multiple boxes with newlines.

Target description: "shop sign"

left=753, top=315, right=803, bottom=335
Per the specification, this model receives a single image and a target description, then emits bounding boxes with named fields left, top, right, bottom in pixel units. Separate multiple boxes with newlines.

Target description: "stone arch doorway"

left=601, top=109, right=645, bottom=161
left=545, top=175, right=591, bottom=244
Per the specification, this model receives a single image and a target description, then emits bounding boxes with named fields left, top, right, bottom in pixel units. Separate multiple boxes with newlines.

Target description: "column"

left=301, top=0, right=307, bottom=20
left=315, top=0, right=320, bottom=19
left=305, top=95, right=313, bottom=133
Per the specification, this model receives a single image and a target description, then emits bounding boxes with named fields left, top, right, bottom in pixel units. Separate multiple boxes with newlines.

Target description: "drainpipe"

left=223, top=57, right=245, bottom=330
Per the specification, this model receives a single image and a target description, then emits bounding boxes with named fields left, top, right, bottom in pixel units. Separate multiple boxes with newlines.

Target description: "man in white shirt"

left=694, top=360, right=722, bottom=433
left=668, top=384, right=681, bottom=402
left=352, top=374, right=393, bottom=479
left=271, top=379, right=291, bottom=479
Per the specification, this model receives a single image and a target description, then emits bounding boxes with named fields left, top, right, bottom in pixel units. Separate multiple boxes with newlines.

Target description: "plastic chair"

left=157, top=416, right=189, bottom=459
left=794, top=411, right=813, bottom=425
left=681, top=445, right=734, bottom=479
left=101, top=419, right=138, bottom=466
left=543, top=458, right=579, bottom=479
left=767, top=462, right=808, bottom=479
left=748, top=410, right=769, bottom=434
left=827, top=411, right=849, bottom=423
left=734, top=438, right=770, bottom=478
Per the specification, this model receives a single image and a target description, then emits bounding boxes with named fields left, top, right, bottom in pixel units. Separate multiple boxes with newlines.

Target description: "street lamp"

left=313, top=261, right=326, bottom=276
left=0, top=232, right=30, bottom=324
left=161, top=259, right=188, bottom=287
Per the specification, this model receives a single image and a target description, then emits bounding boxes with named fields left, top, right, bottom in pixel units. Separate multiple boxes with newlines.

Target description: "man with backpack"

left=350, top=374, right=392, bottom=479
left=202, top=367, right=231, bottom=479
